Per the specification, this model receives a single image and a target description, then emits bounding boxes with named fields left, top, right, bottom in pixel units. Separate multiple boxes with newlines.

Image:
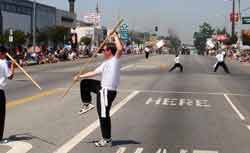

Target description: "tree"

left=80, top=36, right=92, bottom=46
left=0, top=32, right=8, bottom=45
left=48, top=26, right=70, bottom=47
left=37, top=28, right=49, bottom=45
left=193, top=22, right=215, bottom=54
left=13, top=30, right=26, bottom=46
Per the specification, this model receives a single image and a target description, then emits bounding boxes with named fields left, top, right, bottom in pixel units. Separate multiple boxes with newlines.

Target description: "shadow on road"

left=5, top=133, right=56, bottom=146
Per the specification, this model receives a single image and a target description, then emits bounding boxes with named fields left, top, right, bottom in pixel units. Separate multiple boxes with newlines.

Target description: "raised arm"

left=112, top=33, right=124, bottom=58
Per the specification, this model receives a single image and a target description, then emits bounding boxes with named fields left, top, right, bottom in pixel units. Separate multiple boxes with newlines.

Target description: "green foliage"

left=193, top=22, right=215, bottom=54
left=48, top=26, right=70, bottom=46
left=80, top=36, right=92, bottom=46
left=13, top=30, right=26, bottom=46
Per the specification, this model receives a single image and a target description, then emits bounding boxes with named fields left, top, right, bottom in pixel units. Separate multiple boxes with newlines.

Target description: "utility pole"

left=33, top=0, right=36, bottom=52
left=232, top=0, right=235, bottom=36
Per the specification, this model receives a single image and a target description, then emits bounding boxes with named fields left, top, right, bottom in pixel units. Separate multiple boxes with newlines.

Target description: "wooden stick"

left=62, top=19, right=124, bottom=98
left=6, top=53, right=42, bottom=90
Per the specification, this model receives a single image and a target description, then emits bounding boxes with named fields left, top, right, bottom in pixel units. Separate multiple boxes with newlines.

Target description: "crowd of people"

left=227, top=49, right=250, bottom=64
left=7, top=45, right=95, bottom=67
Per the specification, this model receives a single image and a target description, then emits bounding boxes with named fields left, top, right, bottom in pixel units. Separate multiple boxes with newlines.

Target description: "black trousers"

left=80, top=79, right=117, bottom=139
left=145, top=52, right=149, bottom=59
left=169, top=63, right=183, bottom=72
left=0, top=90, right=6, bottom=140
left=214, top=61, right=230, bottom=73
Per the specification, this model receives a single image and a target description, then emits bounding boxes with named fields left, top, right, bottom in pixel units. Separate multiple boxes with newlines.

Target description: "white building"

left=71, top=25, right=107, bottom=46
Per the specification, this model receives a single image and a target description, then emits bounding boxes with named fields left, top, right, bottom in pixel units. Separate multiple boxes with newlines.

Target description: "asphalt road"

left=1, top=54, right=250, bottom=153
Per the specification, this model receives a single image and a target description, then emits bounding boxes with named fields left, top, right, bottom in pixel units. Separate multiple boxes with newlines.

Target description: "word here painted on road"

left=116, top=147, right=218, bottom=153
left=145, top=97, right=211, bottom=108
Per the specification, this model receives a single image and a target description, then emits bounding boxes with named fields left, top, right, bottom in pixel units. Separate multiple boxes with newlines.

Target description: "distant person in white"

left=213, top=51, right=230, bottom=73
left=144, top=47, right=150, bottom=59
left=0, top=46, right=15, bottom=144
left=169, top=54, right=183, bottom=72
left=74, top=32, right=123, bottom=147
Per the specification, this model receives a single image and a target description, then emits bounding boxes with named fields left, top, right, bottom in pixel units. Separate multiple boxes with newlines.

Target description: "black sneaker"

left=0, top=139, right=8, bottom=144
left=78, top=104, right=95, bottom=115
left=95, top=138, right=112, bottom=147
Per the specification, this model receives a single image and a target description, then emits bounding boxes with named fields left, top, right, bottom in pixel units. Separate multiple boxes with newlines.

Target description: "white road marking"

left=193, top=150, right=218, bottom=153
left=118, top=89, right=250, bottom=97
left=134, top=147, right=144, bottom=153
left=0, top=141, right=33, bottom=153
left=156, top=148, right=167, bottom=153
left=246, top=125, right=250, bottom=131
left=145, top=97, right=153, bottom=104
left=156, top=98, right=162, bottom=105
left=121, top=64, right=134, bottom=70
left=53, top=91, right=140, bottom=153
left=180, top=149, right=188, bottom=153
left=224, top=94, right=245, bottom=121
left=116, top=147, right=127, bottom=153
left=59, top=88, right=250, bottom=97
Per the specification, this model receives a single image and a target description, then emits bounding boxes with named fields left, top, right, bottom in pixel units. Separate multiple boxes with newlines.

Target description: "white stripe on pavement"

left=224, top=94, right=245, bottom=121
left=2, top=141, right=32, bottom=153
left=116, top=147, right=127, bottom=153
left=134, top=148, right=144, bottom=153
left=118, top=89, right=250, bottom=97
left=58, top=88, right=250, bottom=97
left=53, top=91, right=140, bottom=153
left=121, top=64, right=134, bottom=70
left=193, top=150, right=218, bottom=153
left=247, top=125, right=250, bottom=131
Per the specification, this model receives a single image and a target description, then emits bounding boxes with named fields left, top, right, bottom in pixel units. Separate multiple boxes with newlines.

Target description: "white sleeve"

left=2, top=62, right=11, bottom=78
left=94, top=63, right=105, bottom=74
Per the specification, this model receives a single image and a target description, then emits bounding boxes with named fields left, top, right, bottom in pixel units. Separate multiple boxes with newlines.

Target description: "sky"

left=36, top=0, right=250, bottom=44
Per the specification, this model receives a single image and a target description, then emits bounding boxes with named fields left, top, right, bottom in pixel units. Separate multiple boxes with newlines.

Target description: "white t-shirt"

left=144, top=47, right=150, bottom=53
left=0, top=59, right=11, bottom=90
left=216, top=54, right=224, bottom=62
left=175, top=56, right=180, bottom=63
left=94, top=56, right=120, bottom=90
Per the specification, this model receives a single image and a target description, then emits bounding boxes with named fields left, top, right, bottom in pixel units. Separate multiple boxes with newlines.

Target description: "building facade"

left=0, top=0, right=76, bottom=34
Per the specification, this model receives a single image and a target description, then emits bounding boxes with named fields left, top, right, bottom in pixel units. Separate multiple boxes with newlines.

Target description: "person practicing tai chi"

left=144, top=47, right=150, bottom=59
left=74, top=32, right=123, bottom=147
left=0, top=46, right=15, bottom=144
left=213, top=51, right=230, bottom=74
left=169, top=54, right=183, bottom=72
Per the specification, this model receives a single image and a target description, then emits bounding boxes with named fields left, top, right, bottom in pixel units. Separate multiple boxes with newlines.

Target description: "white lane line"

left=145, top=97, right=152, bottom=105
left=54, top=91, right=140, bottom=153
left=121, top=64, right=134, bottom=70
left=193, top=150, right=218, bottom=153
left=134, top=147, right=144, bottom=153
left=58, top=88, right=250, bottom=97
left=156, top=148, right=167, bottom=153
left=0, top=141, right=33, bottom=153
left=224, top=94, right=246, bottom=121
left=116, top=147, right=127, bottom=153
left=116, top=147, right=126, bottom=153
left=247, top=125, right=250, bottom=131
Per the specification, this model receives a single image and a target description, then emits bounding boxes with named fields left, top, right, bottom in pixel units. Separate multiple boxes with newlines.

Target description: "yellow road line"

left=7, top=88, right=63, bottom=109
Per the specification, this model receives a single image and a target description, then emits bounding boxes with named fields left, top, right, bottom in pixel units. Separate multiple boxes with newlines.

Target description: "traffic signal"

left=155, top=26, right=158, bottom=32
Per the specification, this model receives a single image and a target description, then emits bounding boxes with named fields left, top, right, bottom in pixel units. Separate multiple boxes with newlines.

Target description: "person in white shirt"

left=214, top=51, right=230, bottom=73
left=0, top=46, right=15, bottom=144
left=169, top=54, right=183, bottom=72
left=73, top=32, right=123, bottom=147
left=144, top=47, right=150, bottom=59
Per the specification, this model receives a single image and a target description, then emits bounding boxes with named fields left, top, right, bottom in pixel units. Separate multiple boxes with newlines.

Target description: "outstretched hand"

left=73, top=75, right=80, bottom=81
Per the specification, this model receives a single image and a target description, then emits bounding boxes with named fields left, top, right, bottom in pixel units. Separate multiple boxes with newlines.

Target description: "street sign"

left=119, top=23, right=129, bottom=41
left=242, top=17, right=250, bottom=24
left=9, top=36, right=13, bottom=43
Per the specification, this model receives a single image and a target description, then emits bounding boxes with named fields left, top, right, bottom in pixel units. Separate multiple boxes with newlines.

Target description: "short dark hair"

left=105, top=42, right=117, bottom=56
left=0, top=45, right=7, bottom=53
